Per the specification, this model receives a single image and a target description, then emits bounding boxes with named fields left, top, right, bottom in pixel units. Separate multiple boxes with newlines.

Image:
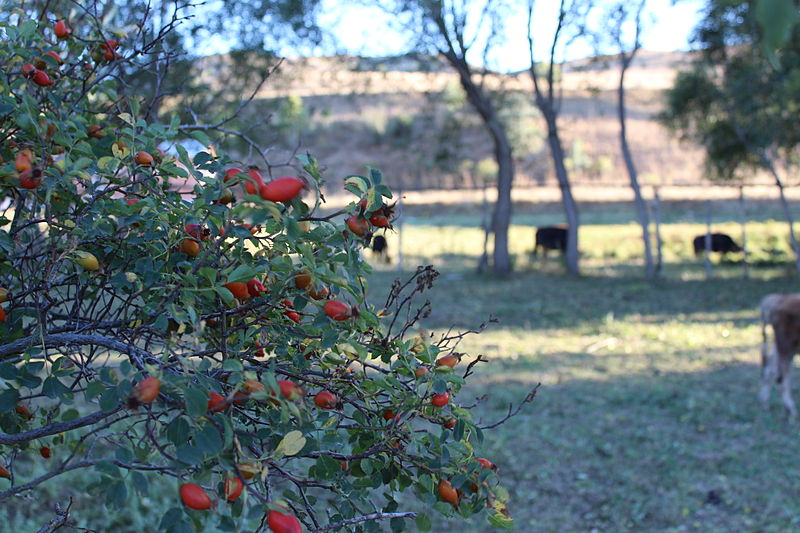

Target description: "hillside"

left=193, top=50, right=735, bottom=193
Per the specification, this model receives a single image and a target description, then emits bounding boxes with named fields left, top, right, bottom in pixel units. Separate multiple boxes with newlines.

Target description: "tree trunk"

left=489, top=119, right=515, bottom=276
left=448, top=58, right=515, bottom=277
left=764, top=161, right=800, bottom=277
left=544, top=114, right=580, bottom=275
left=617, top=60, right=654, bottom=278
left=732, top=128, right=800, bottom=276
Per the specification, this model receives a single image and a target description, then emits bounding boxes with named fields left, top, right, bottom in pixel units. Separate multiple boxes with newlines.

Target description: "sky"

left=314, top=0, right=706, bottom=72
left=195, top=1, right=706, bottom=72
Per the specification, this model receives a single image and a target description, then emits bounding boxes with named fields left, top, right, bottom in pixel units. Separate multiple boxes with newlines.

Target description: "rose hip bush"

left=0, top=10, right=526, bottom=533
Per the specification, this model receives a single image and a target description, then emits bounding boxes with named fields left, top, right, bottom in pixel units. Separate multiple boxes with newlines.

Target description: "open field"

left=356, top=193, right=800, bottom=532
left=365, top=265, right=800, bottom=533
left=3, top=194, right=800, bottom=532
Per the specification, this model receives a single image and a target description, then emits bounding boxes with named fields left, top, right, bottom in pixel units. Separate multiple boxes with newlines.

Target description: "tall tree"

left=661, top=0, right=800, bottom=275
left=526, top=0, right=589, bottom=275
left=607, top=0, right=655, bottom=278
left=386, top=0, right=517, bottom=276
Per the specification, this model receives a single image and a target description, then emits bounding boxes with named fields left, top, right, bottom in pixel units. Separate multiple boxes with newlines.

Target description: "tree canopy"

left=661, top=0, right=800, bottom=180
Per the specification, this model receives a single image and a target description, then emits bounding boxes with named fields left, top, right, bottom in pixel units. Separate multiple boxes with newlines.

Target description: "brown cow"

left=759, top=293, right=800, bottom=418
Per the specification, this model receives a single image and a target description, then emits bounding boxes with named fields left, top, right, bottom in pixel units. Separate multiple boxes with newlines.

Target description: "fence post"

left=396, top=189, right=404, bottom=274
left=739, top=185, right=749, bottom=279
left=704, top=199, right=713, bottom=279
left=477, top=180, right=491, bottom=273
left=652, top=186, right=663, bottom=277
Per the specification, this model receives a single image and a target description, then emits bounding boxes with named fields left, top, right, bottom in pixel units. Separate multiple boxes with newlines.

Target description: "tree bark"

left=489, top=118, right=515, bottom=276
left=617, top=55, right=654, bottom=278
left=543, top=111, right=580, bottom=274
left=445, top=55, right=515, bottom=276
left=527, top=0, right=579, bottom=275
left=729, top=119, right=800, bottom=276
left=761, top=158, right=800, bottom=277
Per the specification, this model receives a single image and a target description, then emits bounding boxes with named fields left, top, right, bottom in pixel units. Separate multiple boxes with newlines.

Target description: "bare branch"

left=34, top=498, right=72, bottom=533
left=313, top=511, right=417, bottom=532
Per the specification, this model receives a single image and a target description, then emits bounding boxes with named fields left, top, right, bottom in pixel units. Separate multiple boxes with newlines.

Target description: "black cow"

left=533, top=225, right=568, bottom=257
left=371, top=235, right=390, bottom=264
left=692, top=233, right=742, bottom=257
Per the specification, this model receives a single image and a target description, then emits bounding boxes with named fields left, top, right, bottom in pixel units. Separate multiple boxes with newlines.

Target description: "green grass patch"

left=362, top=218, right=800, bottom=532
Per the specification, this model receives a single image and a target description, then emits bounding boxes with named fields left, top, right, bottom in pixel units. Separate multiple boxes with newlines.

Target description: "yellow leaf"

left=112, top=142, right=129, bottom=159
left=275, top=430, right=306, bottom=457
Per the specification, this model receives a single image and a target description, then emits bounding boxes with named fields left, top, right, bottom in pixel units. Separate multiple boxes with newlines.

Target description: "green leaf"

left=193, top=151, right=212, bottom=166
left=390, top=516, right=405, bottom=532
left=415, top=513, right=432, bottom=531
left=453, top=419, right=465, bottom=441
left=42, top=376, right=70, bottom=399
left=184, top=386, right=209, bottom=418
left=159, top=508, right=184, bottom=530
left=0, top=363, right=18, bottom=380
left=221, top=416, right=234, bottom=450
left=757, top=0, right=799, bottom=50
left=175, top=144, right=192, bottom=171
left=215, top=286, right=234, bottom=307
left=222, top=359, right=243, bottom=372
left=175, top=443, right=205, bottom=465
left=190, top=130, right=212, bottom=147
left=487, top=512, right=514, bottom=529
left=344, top=175, right=369, bottom=193
left=194, top=423, right=223, bottom=456
left=0, top=388, right=19, bottom=412
left=99, top=387, right=120, bottom=412
left=131, top=470, right=149, bottom=495
left=61, top=408, right=79, bottom=422
left=85, top=380, right=105, bottom=401
left=166, top=416, right=191, bottom=446
left=227, top=264, right=259, bottom=283
left=106, top=480, right=128, bottom=509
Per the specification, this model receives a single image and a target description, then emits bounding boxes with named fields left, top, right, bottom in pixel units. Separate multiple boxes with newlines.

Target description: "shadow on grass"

left=368, top=268, right=800, bottom=331
left=418, top=361, right=800, bottom=533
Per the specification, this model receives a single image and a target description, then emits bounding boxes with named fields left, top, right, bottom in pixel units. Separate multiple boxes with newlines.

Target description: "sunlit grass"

left=374, top=220, right=796, bottom=275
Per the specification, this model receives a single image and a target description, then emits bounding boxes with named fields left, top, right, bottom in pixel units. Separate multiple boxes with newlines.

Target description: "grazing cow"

left=371, top=235, right=390, bottom=264
left=692, top=233, right=742, bottom=257
left=533, top=225, right=568, bottom=257
left=759, top=293, right=800, bottom=418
